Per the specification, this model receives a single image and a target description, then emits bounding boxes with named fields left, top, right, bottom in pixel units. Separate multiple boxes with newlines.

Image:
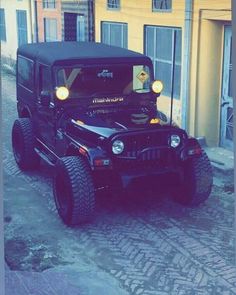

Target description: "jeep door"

left=35, top=63, right=56, bottom=148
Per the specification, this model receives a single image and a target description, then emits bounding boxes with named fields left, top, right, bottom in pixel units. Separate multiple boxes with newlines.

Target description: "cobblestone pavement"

left=3, top=71, right=236, bottom=295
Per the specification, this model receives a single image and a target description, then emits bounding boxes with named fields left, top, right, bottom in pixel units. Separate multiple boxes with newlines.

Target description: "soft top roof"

left=17, top=41, right=152, bottom=67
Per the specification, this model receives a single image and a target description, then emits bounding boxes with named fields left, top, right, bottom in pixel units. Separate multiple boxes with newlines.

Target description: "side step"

left=34, top=148, right=56, bottom=167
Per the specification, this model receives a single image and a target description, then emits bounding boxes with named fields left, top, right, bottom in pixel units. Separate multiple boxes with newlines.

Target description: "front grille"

left=138, top=148, right=160, bottom=161
left=126, top=148, right=161, bottom=160
left=111, top=129, right=184, bottom=172
left=114, top=149, right=177, bottom=171
left=121, top=132, right=169, bottom=158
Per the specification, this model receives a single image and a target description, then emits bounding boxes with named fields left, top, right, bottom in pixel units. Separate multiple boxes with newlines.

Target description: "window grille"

left=101, top=22, right=127, bottom=49
left=107, top=0, right=120, bottom=9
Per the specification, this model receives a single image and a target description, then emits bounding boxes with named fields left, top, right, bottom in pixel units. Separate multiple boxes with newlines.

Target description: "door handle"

left=221, top=101, right=229, bottom=107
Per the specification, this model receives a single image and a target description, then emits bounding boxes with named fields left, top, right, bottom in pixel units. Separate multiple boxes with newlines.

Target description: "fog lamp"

left=112, top=140, right=124, bottom=155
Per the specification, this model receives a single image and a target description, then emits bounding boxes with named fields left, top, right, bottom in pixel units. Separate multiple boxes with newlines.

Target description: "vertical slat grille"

left=121, top=131, right=170, bottom=158
left=112, top=129, right=184, bottom=171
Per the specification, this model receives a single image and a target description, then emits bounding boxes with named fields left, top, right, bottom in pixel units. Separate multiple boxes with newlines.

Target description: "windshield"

left=56, top=64, right=152, bottom=98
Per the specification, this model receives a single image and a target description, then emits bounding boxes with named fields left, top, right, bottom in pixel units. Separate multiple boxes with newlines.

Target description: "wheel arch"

left=65, top=144, right=91, bottom=164
left=19, top=106, right=32, bottom=118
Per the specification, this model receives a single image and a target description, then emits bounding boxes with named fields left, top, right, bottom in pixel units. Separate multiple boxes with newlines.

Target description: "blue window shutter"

left=16, top=10, right=28, bottom=46
left=0, top=9, right=6, bottom=41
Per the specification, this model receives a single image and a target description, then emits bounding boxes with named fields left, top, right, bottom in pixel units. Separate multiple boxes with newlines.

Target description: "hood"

left=70, top=106, right=156, bottom=139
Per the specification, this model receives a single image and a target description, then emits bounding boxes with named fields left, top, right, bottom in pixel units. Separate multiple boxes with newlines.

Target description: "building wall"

left=1, top=0, right=36, bottom=70
left=95, top=0, right=232, bottom=147
left=189, top=1, right=231, bottom=146
left=36, top=0, right=62, bottom=42
left=95, top=0, right=185, bottom=52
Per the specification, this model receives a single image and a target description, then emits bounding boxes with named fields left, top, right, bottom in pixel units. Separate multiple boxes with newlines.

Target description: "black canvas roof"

left=17, top=41, right=152, bottom=67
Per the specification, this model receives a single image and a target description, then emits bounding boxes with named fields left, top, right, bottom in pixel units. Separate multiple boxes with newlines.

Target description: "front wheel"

left=172, top=151, right=213, bottom=206
left=53, top=156, right=95, bottom=226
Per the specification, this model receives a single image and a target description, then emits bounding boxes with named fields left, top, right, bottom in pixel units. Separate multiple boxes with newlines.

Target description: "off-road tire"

left=53, top=156, right=95, bottom=226
left=173, top=151, right=213, bottom=206
left=12, top=118, right=40, bottom=170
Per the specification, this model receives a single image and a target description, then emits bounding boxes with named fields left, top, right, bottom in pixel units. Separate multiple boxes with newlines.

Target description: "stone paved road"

left=3, top=71, right=236, bottom=295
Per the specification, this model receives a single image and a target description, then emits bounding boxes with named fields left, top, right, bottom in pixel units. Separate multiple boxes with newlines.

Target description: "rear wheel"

left=12, top=118, right=40, bottom=170
left=53, top=156, right=95, bottom=226
left=173, top=151, right=213, bottom=206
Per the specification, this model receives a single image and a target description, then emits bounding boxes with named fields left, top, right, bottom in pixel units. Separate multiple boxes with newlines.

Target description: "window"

left=17, top=56, right=34, bottom=91
left=152, top=0, right=172, bottom=11
left=107, top=0, right=120, bottom=9
left=39, top=65, right=51, bottom=92
left=16, top=10, right=28, bottom=46
left=101, top=22, right=127, bottom=49
left=0, top=9, right=6, bottom=41
left=43, top=0, right=56, bottom=9
left=76, top=15, right=86, bottom=41
left=44, top=18, right=57, bottom=42
left=145, top=26, right=182, bottom=99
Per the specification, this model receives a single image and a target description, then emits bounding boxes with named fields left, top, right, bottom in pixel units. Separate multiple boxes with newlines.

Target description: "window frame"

left=43, top=0, right=56, bottom=9
left=44, top=17, right=58, bottom=42
left=38, top=63, right=54, bottom=104
left=152, top=0, right=172, bottom=12
left=107, top=0, right=120, bottom=10
left=0, top=8, right=6, bottom=41
left=17, top=55, right=34, bottom=92
left=144, top=25, right=182, bottom=100
left=101, top=21, right=128, bottom=49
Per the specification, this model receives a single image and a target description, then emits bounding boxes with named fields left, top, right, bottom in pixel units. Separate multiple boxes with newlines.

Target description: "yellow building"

left=95, top=0, right=232, bottom=150
left=1, top=0, right=36, bottom=71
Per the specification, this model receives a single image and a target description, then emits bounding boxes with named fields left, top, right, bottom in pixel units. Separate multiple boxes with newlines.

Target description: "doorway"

left=220, top=26, right=233, bottom=150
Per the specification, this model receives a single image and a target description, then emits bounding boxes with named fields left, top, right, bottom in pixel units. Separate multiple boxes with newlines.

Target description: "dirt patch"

left=5, top=237, right=70, bottom=272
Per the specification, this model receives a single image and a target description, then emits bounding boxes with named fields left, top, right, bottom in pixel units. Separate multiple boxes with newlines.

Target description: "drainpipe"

left=88, top=0, right=94, bottom=41
left=28, top=0, right=34, bottom=42
left=181, top=0, right=193, bottom=130
left=34, top=0, right=39, bottom=43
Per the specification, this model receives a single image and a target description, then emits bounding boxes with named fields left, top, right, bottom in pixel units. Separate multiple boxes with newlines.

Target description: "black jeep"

left=12, top=41, right=212, bottom=226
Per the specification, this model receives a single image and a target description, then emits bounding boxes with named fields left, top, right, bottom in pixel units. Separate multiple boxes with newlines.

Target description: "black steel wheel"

left=12, top=118, right=40, bottom=170
left=53, top=156, right=95, bottom=226
left=172, top=151, right=213, bottom=206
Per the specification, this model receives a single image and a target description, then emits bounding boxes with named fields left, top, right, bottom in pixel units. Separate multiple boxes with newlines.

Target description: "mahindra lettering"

left=12, top=42, right=213, bottom=226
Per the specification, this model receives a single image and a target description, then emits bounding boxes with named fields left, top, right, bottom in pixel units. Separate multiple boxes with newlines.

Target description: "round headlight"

left=151, top=80, right=164, bottom=93
left=112, top=140, right=124, bottom=154
left=56, top=86, right=69, bottom=100
left=170, top=135, right=181, bottom=148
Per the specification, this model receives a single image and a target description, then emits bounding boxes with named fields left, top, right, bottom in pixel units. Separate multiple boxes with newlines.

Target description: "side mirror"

left=40, top=91, right=51, bottom=107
